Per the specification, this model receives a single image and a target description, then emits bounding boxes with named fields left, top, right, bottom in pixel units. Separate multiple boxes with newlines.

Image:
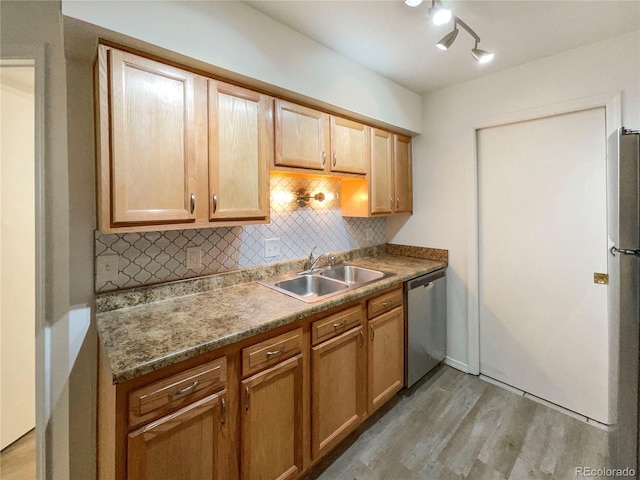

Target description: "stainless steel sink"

left=258, top=274, right=349, bottom=303
left=257, top=263, right=393, bottom=303
left=319, top=264, right=386, bottom=285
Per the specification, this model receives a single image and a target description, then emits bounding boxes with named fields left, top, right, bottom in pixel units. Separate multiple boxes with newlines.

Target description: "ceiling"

left=245, top=0, right=640, bottom=94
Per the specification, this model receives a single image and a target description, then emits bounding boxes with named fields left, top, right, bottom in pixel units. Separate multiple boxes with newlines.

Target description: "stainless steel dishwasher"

left=405, top=268, right=447, bottom=387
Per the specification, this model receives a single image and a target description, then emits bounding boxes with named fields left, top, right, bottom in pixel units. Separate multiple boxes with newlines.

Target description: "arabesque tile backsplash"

left=95, top=176, right=386, bottom=292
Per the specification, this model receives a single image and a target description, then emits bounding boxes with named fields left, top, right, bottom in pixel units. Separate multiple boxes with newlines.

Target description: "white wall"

left=61, top=0, right=422, bottom=134
left=0, top=67, right=36, bottom=450
left=389, top=30, right=640, bottom=369
left=0, top=1, right=80, bottom=478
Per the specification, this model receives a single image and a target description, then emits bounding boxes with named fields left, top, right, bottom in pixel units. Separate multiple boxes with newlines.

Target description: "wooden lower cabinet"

left=127, top=390, right=227, bottom=480
left=100, top=286, right=411, bottom=480
left=241, top=355, right=304, bottom=480
left=311, top=325, right=366, bottom=460
left=368, top=307, right=405, bottom=414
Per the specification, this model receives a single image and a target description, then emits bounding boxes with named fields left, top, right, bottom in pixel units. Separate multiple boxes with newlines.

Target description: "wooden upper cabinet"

left=208, top=81, right=271, bottom=221
left=275, top=99, right=330, bottom=171
left=127, top=391, right=226, bottom=480
left=105, top=47, right=197, bottom=227
left=330, top=117, right=370, bottom=175
left=370, top=128, right=394, bottom=214
left=394, top=134, right=413, bottom=214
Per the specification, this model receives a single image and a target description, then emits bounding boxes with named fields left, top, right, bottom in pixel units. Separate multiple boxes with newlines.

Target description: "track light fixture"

left=436, top=22, right=458, bottom=50
left=405, top=0, right=494, bottom=64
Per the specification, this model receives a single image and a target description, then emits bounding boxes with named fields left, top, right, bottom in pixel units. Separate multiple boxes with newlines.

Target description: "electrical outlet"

left=264, top=238, right=282, bottom=258
left=366, top=227, right=373, bottom=242
left=96, top=254, right=118, bottom=283
left=186, top=247, right=202, bottom=270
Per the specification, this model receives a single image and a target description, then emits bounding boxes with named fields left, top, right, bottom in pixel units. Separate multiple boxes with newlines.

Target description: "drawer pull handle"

left=266, top=346, right=285, bottom=357
left=359, top=330, right=364, bottom=348
left=333, top=152, right=337, bottom=167
left=370, top=324, right=375, bottom=341
left=322, top=151, right=326, bottom=167
left=169, top=381, right=198, bottom=399
left=382, top=301, right=392, bottom=307
left=212, top=193, right=218, bottom=214
left=396, top=197, right=400, bottom=209
left=190, top=193, right=196, bottom=214
left=333, top=320, right=347, bottom=329
left=245, top=386, right=251, bottom=411
left=221, top=397, right=226, bottom=425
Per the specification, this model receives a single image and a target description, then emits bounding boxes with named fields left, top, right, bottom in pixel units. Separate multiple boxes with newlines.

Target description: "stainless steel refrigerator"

left=609, top=128, right=640, bottom=477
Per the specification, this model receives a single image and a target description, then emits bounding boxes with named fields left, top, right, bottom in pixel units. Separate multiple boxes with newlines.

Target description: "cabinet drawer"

left=242, top=328, right=303, bottom=378
left=128, top=356, right=226, bottom=429
left=312, top=305, right=363, bottom=346
left=367, top=288, right=403, bottom=319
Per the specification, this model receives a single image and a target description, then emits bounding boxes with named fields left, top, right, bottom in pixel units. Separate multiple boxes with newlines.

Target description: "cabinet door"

left=311, top=326, right=366, bottom=460
left=127, top=391, right=226, bottom=480
left=108, top=49, right=197, bottom=226
left=393, top=134, right=413, bottom=214
left=330, top=117, right=369, bottom=174
left=370, top=128, right=394, bottom=214
left=241, top=355, right=303, bottom=480
left=209, top=81, right=271, bottom=221
left=275, top=100, right=330, bottom=171
left=368, top=307, right=404, bottom=413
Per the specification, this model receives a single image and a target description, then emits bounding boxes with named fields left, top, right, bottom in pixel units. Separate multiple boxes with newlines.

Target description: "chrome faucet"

left=299, top=248, right=335, bottom=275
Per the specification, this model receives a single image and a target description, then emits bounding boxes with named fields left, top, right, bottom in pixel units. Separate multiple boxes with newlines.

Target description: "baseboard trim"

left=444, top=357, right=470, bottom=373
left=479, top=374, right=610, bottom=431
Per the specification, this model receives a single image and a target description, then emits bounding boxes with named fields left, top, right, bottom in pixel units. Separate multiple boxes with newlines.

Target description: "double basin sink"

left=257, top=264, right=393, bottom=303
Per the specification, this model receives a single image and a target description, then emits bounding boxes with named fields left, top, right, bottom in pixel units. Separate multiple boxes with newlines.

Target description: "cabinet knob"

left=190, top=193, right=196, bottom=214
left=212, top=193, right=218, bottom=214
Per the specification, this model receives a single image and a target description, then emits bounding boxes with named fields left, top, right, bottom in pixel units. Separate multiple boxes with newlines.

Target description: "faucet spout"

left=298, top=251, right=334, bottom=275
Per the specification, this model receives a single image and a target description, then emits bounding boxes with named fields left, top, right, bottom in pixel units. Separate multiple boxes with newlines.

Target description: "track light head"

left=430, top=6, right=452, bottom=25
left=471, top=47, right=494, bottom=64
left=436, top=26, right=458, bottom=50
left=405, top=0, right=423, bottom=6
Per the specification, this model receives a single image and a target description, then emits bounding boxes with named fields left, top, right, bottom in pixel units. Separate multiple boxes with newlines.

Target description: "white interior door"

left=478, top=107, right=609, bottom=423
left=0, top=64, right=36, bottom=449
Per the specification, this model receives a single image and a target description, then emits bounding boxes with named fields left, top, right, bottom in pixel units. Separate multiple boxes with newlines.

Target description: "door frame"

left=467, top=92, right=621, bottom=375
left=1, top=44, right=47, bottom=478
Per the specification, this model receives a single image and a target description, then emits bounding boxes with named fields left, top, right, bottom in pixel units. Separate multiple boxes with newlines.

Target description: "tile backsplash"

left=95, top=176, right=386, bottom=292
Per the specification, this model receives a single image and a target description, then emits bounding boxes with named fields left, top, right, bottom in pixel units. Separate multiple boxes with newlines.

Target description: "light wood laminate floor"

left=305, top=366, right=607, bottom=480
left=0, top=430, right=36, bottom=480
